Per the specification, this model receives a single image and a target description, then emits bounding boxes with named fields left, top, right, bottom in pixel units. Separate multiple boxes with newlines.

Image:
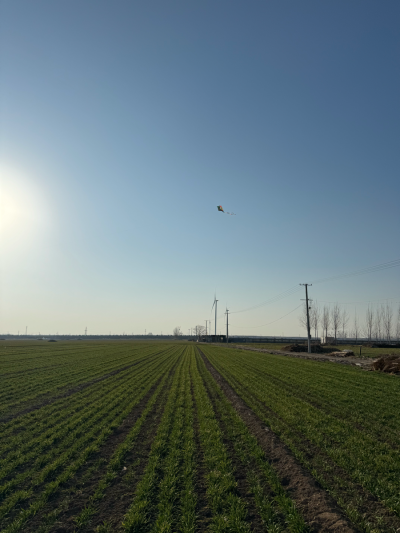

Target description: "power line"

left=230, top=285, right=302, bottom=314
left=317, top=297, right=400, bottom=305
left=209, top=258, right=400, bottom=327
left=230, top=303, right=303, bottom=329
left=310, top=258, right=400, bottom=285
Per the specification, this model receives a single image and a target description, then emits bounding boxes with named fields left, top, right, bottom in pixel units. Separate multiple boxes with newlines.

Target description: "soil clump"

left=372, top=354, right=400, bottom=374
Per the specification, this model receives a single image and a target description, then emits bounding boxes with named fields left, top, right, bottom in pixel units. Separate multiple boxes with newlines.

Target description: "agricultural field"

left=229, top=343, right=288, bottom=352
left=229, top=342, right=400, bottom=359
left=1, top=341, right=400, bottom=532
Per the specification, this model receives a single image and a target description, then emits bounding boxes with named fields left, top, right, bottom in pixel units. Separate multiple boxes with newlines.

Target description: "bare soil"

left=198, top=348, right=356, bottom=533
left=372, top=354, right=400, bottom=373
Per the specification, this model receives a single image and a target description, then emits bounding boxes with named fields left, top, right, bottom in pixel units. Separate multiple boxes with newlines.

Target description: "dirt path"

left=198, top=348, right=356, bottom=533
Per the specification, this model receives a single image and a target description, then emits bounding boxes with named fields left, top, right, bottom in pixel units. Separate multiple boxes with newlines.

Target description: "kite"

left=217, top=205, right=236, bottom=215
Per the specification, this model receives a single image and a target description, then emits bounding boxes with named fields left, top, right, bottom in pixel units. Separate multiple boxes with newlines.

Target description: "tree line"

left=299, top=302, right=400, bottom=342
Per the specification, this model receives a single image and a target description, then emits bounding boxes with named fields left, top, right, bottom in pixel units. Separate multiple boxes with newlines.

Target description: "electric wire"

left=317, top=297, right=400, bottom=305
left=230, top=285, right=302, bottom=314
left=309, top=258, right=400, bottom=285
left=205, top=258, right=400, bottom=334
left=230, top=303, right=303, bottom=329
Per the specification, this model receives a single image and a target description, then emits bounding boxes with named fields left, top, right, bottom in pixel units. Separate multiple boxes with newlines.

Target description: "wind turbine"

left=211, top=295, right=218, bottom=337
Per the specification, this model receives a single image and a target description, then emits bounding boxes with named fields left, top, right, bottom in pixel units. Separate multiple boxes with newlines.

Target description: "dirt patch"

left=372, top=354, right=400, bottom=374
left=197, top=348, right=355, bottom=533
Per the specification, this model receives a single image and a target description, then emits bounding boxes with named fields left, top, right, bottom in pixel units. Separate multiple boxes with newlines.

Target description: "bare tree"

left=341, top=308, right=350, bottom=338
left=331, top=303, right=341, bottom=342
left=193, top=325, right=206, bottom=341
left=298, top=302, right=308, bottom=331
left=353, top=309, right=360, bottom=342
left=173, top=327, right=182, bottom=339
left=322, top=306, right=331, bottom=343
left=310, top=301, right=321, bottom=340
left=365, top=305, right=374, bottom=340
left=375, top=305, right=383, bottom=340
left=396, top=305, right=400, bottom=341
left=382, top=303, right=393, bottom=341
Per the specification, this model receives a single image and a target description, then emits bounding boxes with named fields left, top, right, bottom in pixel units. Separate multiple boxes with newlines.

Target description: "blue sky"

left=1, top=1, right=399, bottom=336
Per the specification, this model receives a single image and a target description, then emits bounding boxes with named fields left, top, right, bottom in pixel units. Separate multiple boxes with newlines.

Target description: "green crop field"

left=1, top=341, right=399, bottom=533
left=229, top=342, right=400, bottom=359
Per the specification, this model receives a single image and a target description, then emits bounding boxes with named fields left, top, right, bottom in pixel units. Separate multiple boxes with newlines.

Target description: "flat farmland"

left=1, top=342, right=399, bottom=533
left=230, top=343, right=400, bottom=359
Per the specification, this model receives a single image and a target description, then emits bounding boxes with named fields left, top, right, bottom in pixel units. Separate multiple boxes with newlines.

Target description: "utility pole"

left=205, top=321, right=207, bottom=337
left=300, top=283, right=312, bottom=353
left=85, top=327, right=87, bottom=336
left=225, top=308, right=229, bottom=343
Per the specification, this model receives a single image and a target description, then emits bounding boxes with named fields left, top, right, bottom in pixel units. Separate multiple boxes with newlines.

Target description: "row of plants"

left=0, top=345, right=176, bottom=454
left=0, top=348, right=171, bottom=496
left=233, top=350, right=400, bottom=448
left=1, top=341, right=168, bottom=374
left=0, top=342, right=173, bottom=417
left=195, top=349, right=308, bottom=533
left=0, top=346, right=182, bottom=532
left=189, top=348, right=252, bottom=533
left=122, top=348, right=195, bottom=533
left=202, top=345, right=400, bottom=533
left=71, top=353, right=179, bottom=529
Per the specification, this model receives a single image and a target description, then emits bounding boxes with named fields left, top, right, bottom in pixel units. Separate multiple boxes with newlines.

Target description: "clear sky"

left=1, top=1, right=399, bottom=336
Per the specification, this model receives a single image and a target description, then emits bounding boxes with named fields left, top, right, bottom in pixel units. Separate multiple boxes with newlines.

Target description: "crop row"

left=0, top=343, right=176, bottom=417
left=72, top=356, right=176, bottom=529
left=119, top=345, right=306, bottom=532
left=201, top=345, right=400, bottom=533
left=0, top=345, right=183, bottom=532
left=195, top=349, right=309, bottom=533
left=0, top=347, right=175, bottom=486
left=232, top=349, right=400, bottom=447
left=1, top=341, right=167, bottom=374
left=0, top=345, right=177, bottom=451
left=122, top=348, right=195, bottom=532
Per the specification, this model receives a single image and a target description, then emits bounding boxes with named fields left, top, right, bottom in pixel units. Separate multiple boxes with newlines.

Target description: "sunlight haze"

left=1, top=1, right=399, bottom=336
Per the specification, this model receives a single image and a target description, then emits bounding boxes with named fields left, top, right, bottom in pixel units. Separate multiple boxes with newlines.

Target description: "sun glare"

left=0, top=166, right=50, bottom=248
